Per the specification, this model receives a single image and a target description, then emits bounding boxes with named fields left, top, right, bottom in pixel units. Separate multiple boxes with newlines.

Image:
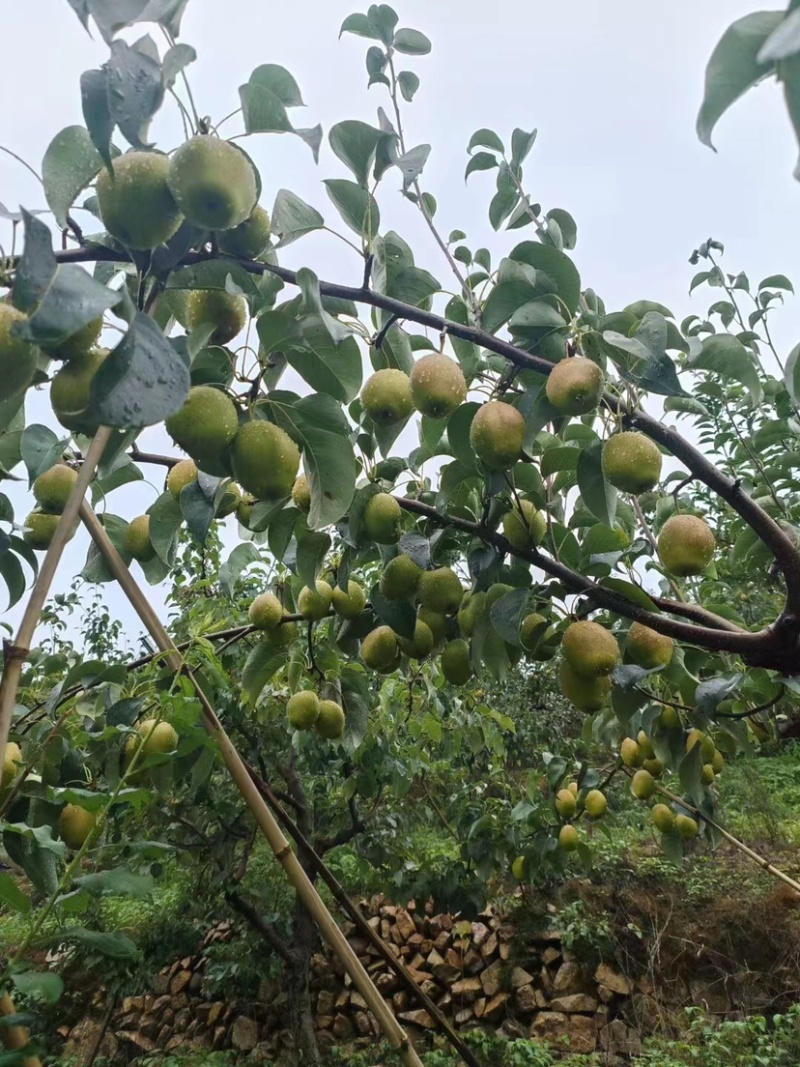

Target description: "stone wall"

left=59, top=894, right=750, bottom=1064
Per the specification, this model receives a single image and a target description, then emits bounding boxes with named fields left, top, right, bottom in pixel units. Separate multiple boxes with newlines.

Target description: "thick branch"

left=52, top=244, right=800, bottom=614
left=225, top=888, right=294, bottom=964
left=396, top=496, right=777, bottom=658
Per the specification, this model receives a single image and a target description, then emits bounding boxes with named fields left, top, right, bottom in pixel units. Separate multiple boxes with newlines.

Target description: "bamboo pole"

left=0, top=991, right=39, bottom=1067
left=623, top=768, right=800, bottom=895
left=246, top=764, right=484, bottom=1067
left=78, top=502, right=425, bottom=1067
left=0, top=426, right=112, bottom=774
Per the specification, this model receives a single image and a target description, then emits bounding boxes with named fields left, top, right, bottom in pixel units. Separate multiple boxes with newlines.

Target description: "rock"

left=473, top=997, right=487, bottom=1018
left=212, top=1025, right=227, bottom=1050
left=482, top=932, right=498, bottom=958
left=483, top=992, right=509, bottom=1021
left=376, top=972, right=398, bottom=994
left=471, top=922, right=491, bottom=946
left=542, top=947, right=561, bottom=965
left=117, top=1030, right=157, bottom=1053
left=550, top=993, right=598, bottom=1013
left=455, top=1007, right=474, bottom=1025
left=316, top=1029, right=338, bottom=1054
left=514, top=985, right=539, bottom=1014
left=354, top=1011, right=373, bottom=1036
left=531, top=1012, right=596, bottom=1053
left=626, top=992, right=661, bottom=1034
left=151, top=973, right=169, bottom=995
left=332, top=1013, right=354, bottom=1040
left=188, top=971, right=203, bottom=994
left=120, top=995, right=145, bottom=1014
left=398, top=1009, right=436, bottom=1029
left=63, top=1018, right=120, bottom=1064
left=392, top=991, right=408, bottom=1012
left=600, top=1019, right=642, bottom=1057
left=510, top=966, right=534, bottom=989
left=481, top=960, right=504, bottom=997
left=595, top=963, right=631, bottom=996
left=553, top=961, right=587, bottom=995
left=173, top=1008, right=192, bottom=1031
left=231, top=1016, right=259, bottom=1052
left=395, top=908, right=416, bottom=941
left=598, top=985, right=616, bottom=1004
left=317, top=990, right=336, bottom=1016
left=207, top=1002, right=224, bottom=1027
left=690, top=978, right=730, bottom=1015
left=169, top=970, right=193, bottom=996
left=452, top=977, right=483, bottom=1002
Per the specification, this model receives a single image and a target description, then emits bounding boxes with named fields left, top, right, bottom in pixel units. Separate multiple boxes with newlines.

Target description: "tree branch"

left=225, top=888, right=295, bottom=964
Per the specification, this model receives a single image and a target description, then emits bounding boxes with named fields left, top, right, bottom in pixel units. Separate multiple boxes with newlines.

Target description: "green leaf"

left=341, top=670, right=370, bottom=754
left=510, top=127, right=537, bottom=166
left=271, top=188, right=324, bottom=248
left=11, top=971, right=63, bottom=1005
left=179, top=481, right=216, bottom=546
left=106, top=39, right=165, bottom=148
left=146, top=491, right=181, bottom=565
left=324, top=179, right=381, bottom=239
left=82, top=514, right=132, bottom=583
left=239, top=69, right=321, bottom=159
left=42, top=125, right=111, bottom=230
left=394, top=144, right=430, bottom=190
left=599, top=578, right=659, bottom=613
left=758, top=8, right=800, bottom=61
left=73, top=867, right=154, bottom=898
left=697, top=12, right=783, bottom=148
left=465, top=152, right=498, bottom=182
left=329, top=120, right=392, bottom=187
left=508, top=300, right=566, bottom=333
left=546, top=208, right=577, bottom=250
left=80, top=68, right=115, bottom=170
left=0, top=874, right=31, bottom=915
left=340, top=13, right=381, bottom=39
left=393, top=28, right=432, bottom=55
left=55, top=928, right=141, bottom=961
left=785, top=342, right=800, bottom=402
left=577, top=439, right=617, bottom=526
left=162, top=42, right=196, bottom=89
left=758, top=273, right=794, bottom=293
left=696, top=674, right=742, bottom=714
left=370, top=584, right=417, bottom=640
left=292, top=396, right=357, bottom=529
left=219, top=542, right=262, bottom=598
left=398, top=71, right=420, bottom=102
left=20, top=424, right=65, bottom=484
left=295, top=528, right=332, bottom=588
left=0, top=552, right=27, bottom=610
left=447, top=402, right=481, bottom=473
left=489, top=588, right=529, bottom=646
left=468, top=129, right=505, bottom=154
left=689, top=334, right=762, bottom=405
left=509, top=240, right=581, bottom=314
left=90, top=312, right=190, bottom=429
left=242, top=641, right=287, bottom=703
left=280, top=317, right=362, bottom=404
left=246, top=64, right=304, bottom=106
left=678, top=743, right=704, bottom=805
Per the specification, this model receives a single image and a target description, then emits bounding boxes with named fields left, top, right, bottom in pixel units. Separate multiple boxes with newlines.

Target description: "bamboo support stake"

left=623, top=768, right=800, bottom=895
left=79, top=502, right=425, bottom=1067
left=0, top=426, right=113, bottom=773
left=0, top=990, right=40, bottom=1066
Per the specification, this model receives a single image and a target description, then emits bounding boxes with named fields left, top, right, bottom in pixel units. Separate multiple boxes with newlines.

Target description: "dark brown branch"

left=129, top=447, right=178, bottom=469
left=49, top=243, right=800, bottom=617
left=225, top=888, right=294, bottom=964
left=396, top=495, right=777, bottom=658
left=648, top=596, right=746, bottom=634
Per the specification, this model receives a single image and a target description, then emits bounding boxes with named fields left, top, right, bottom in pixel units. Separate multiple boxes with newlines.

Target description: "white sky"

left=1, top=0, right=798, bottom=649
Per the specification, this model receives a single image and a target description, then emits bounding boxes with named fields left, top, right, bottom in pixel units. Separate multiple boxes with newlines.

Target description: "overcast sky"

left=1, top=0, right=798, bottom=650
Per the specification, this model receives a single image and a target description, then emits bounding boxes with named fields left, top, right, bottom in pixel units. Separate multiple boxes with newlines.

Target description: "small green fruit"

left=441, top=639, right=472, bottom=685
left=657, top=706, right=681, bottom=731
left=559, top=824, right=579, bottom=852
left=418, top=567, right=464, bottom=615
left=562, top=620, right=620, bottom=677
left=138, top=719, right=178, bottom=755
left=361, top=368, right=413, bottom=425
left=675, top=813, right=699, bottom=839
left=559, top=660, right=611, bottom=712
left=584, top=789, right=608, bottom=818
left=631, top=769, right=656, bottom=799
left=512, top=855, right=526, bottom=882
left=167, top=459, right=198, bottom=500
left=50, top=348, right=108, bottom=434
left=657, top=515, right=716, bottom=577
left=124, top=515, right=155, bottom=562
left=651, top=804, right=675, bottom=833
left=33, top=464, right=77, bottom=514
left=555, top=788, right=577, bottom=818
left=502, top=499, right=547, bottom=551
left=520, top=613, right=553, bottom=654
left=545, top=357, right=603, bottom=416
left=266, top=622, right=297, bottom=648
left=58, top=804, right=96, bottom=850
left=418, top=607, right=447, bottom=645
left=398, top=620, right=435, bottom=660
left=361, top=626, right=400, bottom=671
left=626, top=622, right=674, bottom=669
left=297, top=580, right=333, bottom=621
left=316, top=700, right=345, bottom=740
left=711, top=750, right=725, bottom=775
left=2, top=742, right=21, bottom=786
left=469, top=401, right=525, bottom=470
left=287, top=691, right=320, bottom=731
left=643, top=757, right=663, bottom=778
left=96, top=151, right=183, bottom=249
left=363, top=493, right=402, bottom=545
left=685, top=729, right=716, bottom=762
left=291, top=474, right=311, bottom=513
left=218, top=204, right=271, bottom=258
left=249, top=593, right=284, bottom=631
left=23, top=511, right=61, bottom=550
left=602, top=432, right=662, bottom=495
left=168, top=136, right=258, bottom=230
left=701, top=763, right=715, bottom=785
left=165, top=385, right=239, bottom=477
left=620, top=738, right=642, bottom=767
left=380, top=555, right=421, bottom=600
left=637, top=730, right=655, bottom=760
left=186, top=290, right=247, bottom=346
left=0, top=304, right=38, bottom=400
left=231, top=420, right=300, bottom=500
left=46, top=316, right=103, bottom=362
left=331, top=581, right=366, bottom=620
left=409, top=353, right=467, bottom=418
left=457, top=592, right=486, bottom=637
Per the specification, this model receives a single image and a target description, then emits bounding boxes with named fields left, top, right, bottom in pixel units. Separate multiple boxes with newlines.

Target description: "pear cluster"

left=22, top=463, right=79, bottom=552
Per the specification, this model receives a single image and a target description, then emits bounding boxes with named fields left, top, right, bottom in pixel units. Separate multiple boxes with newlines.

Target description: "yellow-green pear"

left=291, top=474, right=311, bottom=513
left=559, top=824, right=579, bottom=852
left=50, top=348, right=108, bottom=434
left=380, top=554, right=421, bottom=600
left=58, top=804, right=97, bottom=850
left=562, top=620, right=620, bottom=677
left=675, top=813, right=699, bottom=839
left=584, top=789, right=608, bottom=818
left=231, top=420, right=300, bottom=500
left=0, top=304, right=38, bottom=400
left=418, top=607, right=447, bottom=645
left=331, top=580, right=366, bottom=620
left=440, top=639, right=472, bottom=685
left=249, top=593, right=284, bottom=631
left=33, top=464, right=77, bottom=514
left=165, top=385, right=239, bottom=477
left=361, top=368, right=413, bottom=425
left=361, top=626, right=400, bottom=671
left=287, top=691, right=320, bottom=731
left=658, top=514, right=716, bottom=577
left=630, top=769, right=655, bottom=799
left=626, top=622, right=674, bottom=669
left=602, top=432, right=662, bottom=495
left=620, top=738, right=642, bottom=767
left=124, top=515, right=155, bottom=562
left=186, top=290, right=247, bottom=346
left=2, top=742, right=22, bottom=786
left=22, top=511, right=61, bottom=550
left=96, top=150, right=183, bottom=249
left=316, top=700, right=346, bottom=740
left=555, top=788, right=577, bottom=818
left=418, top=567, right=464, bottom=615
left=469, top=401, right=525, bottom=470
left=46, top=316, right=102, bottom=362
left=545, top=356, right=603, bottom=416
left=409, top=353, right=466, bottom=418
left=218, top=204, right=271, bottom=258
left=398, top=620, right=434, bottom=660
left=651, top=804, right=675, bottom=833
left=297, top=580, right=333, bottom=621
left=502, top=499, right=547, bottom=550
left=363, top=493, right=402, bottom=545
left=167, top=136, right=258, bottom=230
left=559, top=660, right=611, bottom=712
left=167, top=458, right=198, bottom=500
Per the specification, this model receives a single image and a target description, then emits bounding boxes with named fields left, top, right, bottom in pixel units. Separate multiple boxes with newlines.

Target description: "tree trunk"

left=285, top=887, right=321, bottom=1066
